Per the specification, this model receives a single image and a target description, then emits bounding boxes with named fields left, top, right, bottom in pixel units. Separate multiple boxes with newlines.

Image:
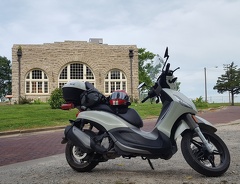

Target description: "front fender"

left=174, top=115, right=217, bottom=140
left=195, top=115, right=217, bottom=132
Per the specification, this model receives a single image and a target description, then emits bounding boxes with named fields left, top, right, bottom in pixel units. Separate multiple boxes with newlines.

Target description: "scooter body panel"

left=77, top=110, right=135, bottom=131
left=77, top=110, right=176, bottom=157
left=156, top=89, right=198, bottom=137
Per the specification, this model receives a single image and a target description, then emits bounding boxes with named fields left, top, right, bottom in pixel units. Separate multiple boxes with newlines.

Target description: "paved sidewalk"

left=197, top=106, right=240, bottom=124
left=0, top=106, right=240, bottom=167
left=0, top=129, right=65, bottom=166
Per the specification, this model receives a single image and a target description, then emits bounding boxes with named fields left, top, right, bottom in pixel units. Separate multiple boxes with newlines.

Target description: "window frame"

left=104, top=69, right=127, bottom=95
left=25, top=69, right=49, bottom=94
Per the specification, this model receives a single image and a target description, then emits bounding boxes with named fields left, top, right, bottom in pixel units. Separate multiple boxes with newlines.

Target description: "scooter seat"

left=91, top=104, right=143, bottom=128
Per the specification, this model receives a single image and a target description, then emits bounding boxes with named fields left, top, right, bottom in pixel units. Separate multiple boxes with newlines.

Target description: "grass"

left=0, top=102, right=238, bottom=132
left=0, top=104, right=78, bottom=132
left=130, top=102, right=163, bottom=119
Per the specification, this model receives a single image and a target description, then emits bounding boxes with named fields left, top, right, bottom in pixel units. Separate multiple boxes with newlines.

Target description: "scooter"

left=61, top=47, right=230, bottom=177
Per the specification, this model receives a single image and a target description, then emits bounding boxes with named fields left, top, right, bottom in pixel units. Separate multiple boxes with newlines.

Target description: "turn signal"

left=192, top=115, right=198, bottom=123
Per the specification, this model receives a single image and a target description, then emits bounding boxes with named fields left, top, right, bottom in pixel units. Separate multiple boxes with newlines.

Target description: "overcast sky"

left=1, top=0, right=240, bottom=102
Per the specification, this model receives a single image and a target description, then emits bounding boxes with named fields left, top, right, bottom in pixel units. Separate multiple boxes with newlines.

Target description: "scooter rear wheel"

left=65, top=130, right=99, bottom=172
left=181, top=130, right=230, bottom=177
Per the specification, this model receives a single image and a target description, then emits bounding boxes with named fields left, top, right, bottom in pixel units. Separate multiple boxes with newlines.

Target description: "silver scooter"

left=61, top=47, right=230, bottom=177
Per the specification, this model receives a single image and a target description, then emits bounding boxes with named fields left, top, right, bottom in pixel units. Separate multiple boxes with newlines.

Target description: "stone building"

left=11, top=39, right=139, bottom=103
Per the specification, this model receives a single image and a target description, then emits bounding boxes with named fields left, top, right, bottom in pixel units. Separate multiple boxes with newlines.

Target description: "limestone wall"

left=11, top=40, right=139, bottom=103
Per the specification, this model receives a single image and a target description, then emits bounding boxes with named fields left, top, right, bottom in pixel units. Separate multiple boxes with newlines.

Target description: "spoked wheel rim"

left=71, top=146, right=89, bottom=165
left=190, top=134, right=224, bottom=169
left=181, top=130, right=230, bottom=177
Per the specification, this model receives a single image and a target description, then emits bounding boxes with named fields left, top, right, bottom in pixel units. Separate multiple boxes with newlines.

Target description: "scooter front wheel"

left=181, top=130, right=230, bottom=177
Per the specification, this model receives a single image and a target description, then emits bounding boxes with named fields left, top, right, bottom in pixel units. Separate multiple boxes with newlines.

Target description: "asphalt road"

left=0, top=121, right=239, bottom=184
left=0, top=106, right=240, bottom=183
left=0, top=106, right=240, bottom=167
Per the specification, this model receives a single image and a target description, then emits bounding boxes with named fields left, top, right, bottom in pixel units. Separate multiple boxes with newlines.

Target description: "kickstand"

left=147, top=159, right=154, bottom=170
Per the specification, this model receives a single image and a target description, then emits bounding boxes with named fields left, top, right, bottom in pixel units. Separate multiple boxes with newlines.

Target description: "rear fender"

left=174, top=115, right=217, bottom=140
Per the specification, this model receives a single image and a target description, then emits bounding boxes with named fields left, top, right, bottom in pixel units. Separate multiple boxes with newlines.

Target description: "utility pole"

left=204, top=67, right=207, bottom=102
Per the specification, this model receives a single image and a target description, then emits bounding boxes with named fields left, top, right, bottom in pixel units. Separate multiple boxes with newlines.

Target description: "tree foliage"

left=0, top=56, right=12, bottom=100
left=176, top=81, right=181, bottom=91
left=213, top=62, right=240, bottom=105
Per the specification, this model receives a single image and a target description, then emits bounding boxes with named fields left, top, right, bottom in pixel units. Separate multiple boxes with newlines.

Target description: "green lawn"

left=0, top=104, right=78, bottom=132
left=0, top=102, right=238, bottom=132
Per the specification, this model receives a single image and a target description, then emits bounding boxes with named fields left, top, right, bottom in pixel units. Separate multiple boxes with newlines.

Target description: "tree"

left=0, top=56, right=12, bottom=100
left=138, top=48, right=162, bottom=87
left=213, top=62, right=240, bottom=106
left=176, top=81, right=181, bottom=91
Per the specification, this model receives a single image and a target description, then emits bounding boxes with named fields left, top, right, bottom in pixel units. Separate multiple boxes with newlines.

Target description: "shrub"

left=19, top=96, right=32, bottom=104
left=33, top=98, right=42, bottom=104
left=49, top=88, right=65, bottom=109
left=192, top=96, right=208, bottom=108
left=133, top=98, right=139, bottom=103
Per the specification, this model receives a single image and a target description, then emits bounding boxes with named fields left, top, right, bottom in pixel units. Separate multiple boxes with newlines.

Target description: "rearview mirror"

left=138, top=82, right=146, bottom=89
left=162, top=47, right=169, bottom=72
left=164, top=47, right=169, bottom=58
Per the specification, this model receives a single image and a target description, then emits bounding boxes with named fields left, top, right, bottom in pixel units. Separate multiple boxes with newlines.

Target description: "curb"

left=0, top=118, right=157, bottom=137
left=215, top=119, right=240, bottom=127
left=1, top=119, right=239, bottom=137
left=0, top=126, right=65, bottom=137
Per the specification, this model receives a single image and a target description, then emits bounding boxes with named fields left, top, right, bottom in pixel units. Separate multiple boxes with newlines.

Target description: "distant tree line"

left=0, top=56, right=11, bottom=101
left=214, top=62, right=240, bottom=106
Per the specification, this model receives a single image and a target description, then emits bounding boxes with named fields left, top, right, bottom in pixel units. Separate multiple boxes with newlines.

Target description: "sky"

left=1, top=0, right=240, bottom=102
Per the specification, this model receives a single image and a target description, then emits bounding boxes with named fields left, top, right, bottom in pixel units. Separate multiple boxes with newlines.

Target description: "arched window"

left=58, top=63, right=95, bottom=88
left=104, top=70, right=127, bottom=94
left=25, top=70, right=49, bottom=94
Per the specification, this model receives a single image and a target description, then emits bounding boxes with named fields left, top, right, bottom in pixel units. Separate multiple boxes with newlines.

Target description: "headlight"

left=173, top=95, right=193, bottom=109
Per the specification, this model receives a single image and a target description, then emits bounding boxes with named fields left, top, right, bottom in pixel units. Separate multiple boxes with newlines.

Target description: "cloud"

left=1, top=0, right=240, bottom=101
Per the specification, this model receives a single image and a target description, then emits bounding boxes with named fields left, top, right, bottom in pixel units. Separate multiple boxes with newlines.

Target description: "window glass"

left=111, top=70, right=120, bottom=79
left=70, top=63, right=83, bottom=79
left=105, top=70, right=127, bottom=95
left=32, top=70, right=42, bottom=79
left=59, top=66, right=67, bottom=79
left=58, top=63, right=95, bottom=88
left=86, top=66, right=94, bottom=79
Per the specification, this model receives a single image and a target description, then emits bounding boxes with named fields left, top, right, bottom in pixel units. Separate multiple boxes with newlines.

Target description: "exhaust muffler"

left=63, top=125, right=107, bottom=154
left=64, top=126, right=92, bottom=153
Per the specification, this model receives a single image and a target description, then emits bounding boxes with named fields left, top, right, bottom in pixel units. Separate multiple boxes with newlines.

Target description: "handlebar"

left=165, top=63, right=170, bottom=73
left=141, top=85, right=157, bottom=103
left=141, top=96, right=150, bottom=103
left=141, top=48, right=179, bottom=103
